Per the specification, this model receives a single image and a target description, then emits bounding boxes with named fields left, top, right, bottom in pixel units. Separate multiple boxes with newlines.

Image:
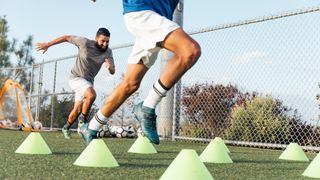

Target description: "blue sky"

left=1, top=0, right=320, bottom=123
left=1, top=0, right=319, bottom=61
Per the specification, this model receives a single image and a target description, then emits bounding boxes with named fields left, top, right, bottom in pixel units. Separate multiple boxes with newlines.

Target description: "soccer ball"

left=137, top=127, right=143, bottom=136
left=126, top=126, right=136, bottom=138
left=116, top=127, right=128, bottom=138
left=33, top=121, right=43, bottom=130
left=109, top=125, right=119, bottom=137
left=1, top=119, right=12, bottom=127
left=97, top=125, right=111, bottom=138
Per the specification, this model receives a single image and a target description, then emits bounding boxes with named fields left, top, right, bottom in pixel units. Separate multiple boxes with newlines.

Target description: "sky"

left=1, top=0, right=319, bottom=62
left=1, top=0, right=320, bottom=123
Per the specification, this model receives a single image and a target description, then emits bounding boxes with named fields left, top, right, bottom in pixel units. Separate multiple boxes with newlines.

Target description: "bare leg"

left=160, top=28, right=201, bottom=88
left=67, top=101, right=83, bottom=125
left=81, top=87, right=96, bottom=115
left=100, top=62, right=148, bottom=116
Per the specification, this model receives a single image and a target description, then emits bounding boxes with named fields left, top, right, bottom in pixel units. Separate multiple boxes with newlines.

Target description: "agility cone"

left=302, top=152, right=320, bottom=178
left=200, top=140, right=233, bottom=163
left=279, top=143, right=309, bottom=162
left=213, top=137, right=230, bottom=153
left=128, top=135, right=157, bottom=154
left=15, top=132, right=52, bottom=154
left=160, top=149, right=213, bottom=180
left=74, top=139, right=119, bottom=167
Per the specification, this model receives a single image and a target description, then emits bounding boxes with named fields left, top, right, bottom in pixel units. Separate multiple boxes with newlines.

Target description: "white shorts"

left=124, top=10, right=180, bottom=68
left=69, top=77, right=93, bottom=102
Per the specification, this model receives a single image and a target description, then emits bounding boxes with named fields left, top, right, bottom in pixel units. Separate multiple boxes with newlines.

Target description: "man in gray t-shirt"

left=36, top=28, right=115, bottom=139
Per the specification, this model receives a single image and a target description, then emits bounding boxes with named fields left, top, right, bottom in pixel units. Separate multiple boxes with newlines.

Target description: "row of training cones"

left=278, top=142, right=320, bottom=178
left=15, top=133, right=233, bottom=179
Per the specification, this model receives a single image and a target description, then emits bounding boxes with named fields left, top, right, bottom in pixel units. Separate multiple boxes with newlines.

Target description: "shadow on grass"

left=53, top=151, right=81, bottom=155
left=118, top=162, right=168, bottom=168
left=232, top=159, right=310, bottom=164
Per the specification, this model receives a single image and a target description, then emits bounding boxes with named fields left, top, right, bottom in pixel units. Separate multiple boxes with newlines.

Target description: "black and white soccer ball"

left=116, top=127, right=128, bottom=138
left=33, top=121, right=43, bottom=130
left=109, top=125, right=119, bottom=137
left=97, top=125, right=111, bottom=138
left=125, top=126, right=136, bottom=138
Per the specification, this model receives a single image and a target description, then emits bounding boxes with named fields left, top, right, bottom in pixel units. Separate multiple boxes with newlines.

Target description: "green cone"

left=15, top=132, right=52, bottom=154
left=74, top=139, right=119, bottom=167
left=128, top=135, right=157, bottom=154
left=302, top=152, right=320, bottom=178
left=213, top=137, right=230, bottom=153
left=160, top=149, right=214, bottom=180
left=279, top=143, right=309, bottom=162
left=200, top=140, right=233, bottom=163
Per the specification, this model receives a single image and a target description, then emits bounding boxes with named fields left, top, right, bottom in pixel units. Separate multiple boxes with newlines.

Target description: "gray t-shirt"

left=69, top=36, right=114, bottom=83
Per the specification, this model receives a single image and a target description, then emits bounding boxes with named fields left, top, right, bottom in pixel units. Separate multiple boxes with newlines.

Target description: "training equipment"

left=109, top=125, right=119, bottom=137
left=128, top=135, right=157, bottom=154
left=126, top=126, right=136, bottom=138
left=15, top=132, right=52, bottom=154
left=302, top=152, right=320, bottom=178
left=160, top=149, right=214, bottom=180
left=279, top=143, right=309, bottom=162
left=212, top=137, right=230, bottom=153
left=116, top=127, right=128, bottom=138
left=33, top=121, right=43, bottom=130
left=0, top=79, right=34, bottom=130
left=200, top=139, right=233, bottom=163
left=97, top=125, right=111, bottom=138
left=74, top=139, right=119, bottom=167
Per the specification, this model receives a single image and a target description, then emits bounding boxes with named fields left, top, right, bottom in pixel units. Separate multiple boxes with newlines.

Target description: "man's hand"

left=105, top=58, right=115, bottom=74
left=36, top=42, right=50, bottom=54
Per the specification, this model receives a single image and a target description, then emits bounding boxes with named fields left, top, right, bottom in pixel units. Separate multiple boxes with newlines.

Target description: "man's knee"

left=179, top=41, right=201, bottom=69
left=86, top=91, right=96, bottom=102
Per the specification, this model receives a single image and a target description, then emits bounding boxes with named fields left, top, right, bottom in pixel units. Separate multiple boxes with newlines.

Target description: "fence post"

left=35, top=60, right=44, bottom=123
left=158, top=0, right=184, bottom=140
left=28, top=64, right=34, bottom=108
left=50, top=60, right=58, bottom=130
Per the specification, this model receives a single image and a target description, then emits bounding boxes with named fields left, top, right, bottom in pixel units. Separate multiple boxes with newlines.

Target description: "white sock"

left=88, top=110, right=109, bottom=131
left=143, top=80, right=169, bottom=109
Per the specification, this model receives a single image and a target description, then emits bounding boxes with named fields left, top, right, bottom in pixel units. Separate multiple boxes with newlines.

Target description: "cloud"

left=233, top=51, right=271, bottom=65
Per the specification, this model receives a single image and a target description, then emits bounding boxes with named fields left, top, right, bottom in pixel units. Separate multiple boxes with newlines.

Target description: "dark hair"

left=96, top=27, right=110, bottom=37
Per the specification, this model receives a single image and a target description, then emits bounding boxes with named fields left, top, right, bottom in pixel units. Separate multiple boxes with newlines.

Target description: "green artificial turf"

left=0, top=129, right=316, bottom=180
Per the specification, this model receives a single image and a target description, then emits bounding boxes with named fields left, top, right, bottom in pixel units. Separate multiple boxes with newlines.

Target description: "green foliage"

left=181, top=83, right=241, bottom=138
left=0, top=15, right=35, bottom=90
left=226, top=96, right=291, bottom=143
left=38, top=94, right=75, bottom=128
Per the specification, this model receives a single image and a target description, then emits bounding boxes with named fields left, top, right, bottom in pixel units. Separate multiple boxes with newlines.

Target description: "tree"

left=0, top=16, right=12, bottom=68
left=0, top=15, right=35, bottom=90
left=11, top=35, right=35, bottom=91
left=180, top=83, right=245, bottom=138
left=226, top=96, right=291, bottom=143
left=0, top=16, right=13, bottom=87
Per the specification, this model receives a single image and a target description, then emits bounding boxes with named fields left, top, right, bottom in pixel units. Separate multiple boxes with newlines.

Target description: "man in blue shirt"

left=81, top=0, right=201, bottom=145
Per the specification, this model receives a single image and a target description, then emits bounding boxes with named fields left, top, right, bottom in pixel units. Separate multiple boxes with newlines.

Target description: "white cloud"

left=233, top=51, right=271, bottom=65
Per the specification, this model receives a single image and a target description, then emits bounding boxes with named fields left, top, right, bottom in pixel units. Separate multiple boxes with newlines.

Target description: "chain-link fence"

left=174, top=6, right=320, bottom=151
left=1, top=6, right=320, bottom=150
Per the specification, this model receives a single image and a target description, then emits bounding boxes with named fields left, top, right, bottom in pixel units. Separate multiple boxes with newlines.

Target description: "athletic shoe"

left=62, top=127, right=71, bottom=139
left=133, top=101, right=159, bottom=144
left=79, top=123, right=98, bottom=145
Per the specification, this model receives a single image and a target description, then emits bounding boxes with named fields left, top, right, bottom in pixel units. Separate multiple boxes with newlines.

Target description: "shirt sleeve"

left=69, top=36, right=87, bottom=48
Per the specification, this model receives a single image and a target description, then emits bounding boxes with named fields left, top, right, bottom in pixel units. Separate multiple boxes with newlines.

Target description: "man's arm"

left=105, top=58, right=115, bottom=75
left=36, top=35, right=72, bottom=54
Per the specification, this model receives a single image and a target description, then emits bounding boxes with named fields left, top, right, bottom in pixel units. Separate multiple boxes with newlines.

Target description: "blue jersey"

left=123, top=0, right=179, bottom=20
